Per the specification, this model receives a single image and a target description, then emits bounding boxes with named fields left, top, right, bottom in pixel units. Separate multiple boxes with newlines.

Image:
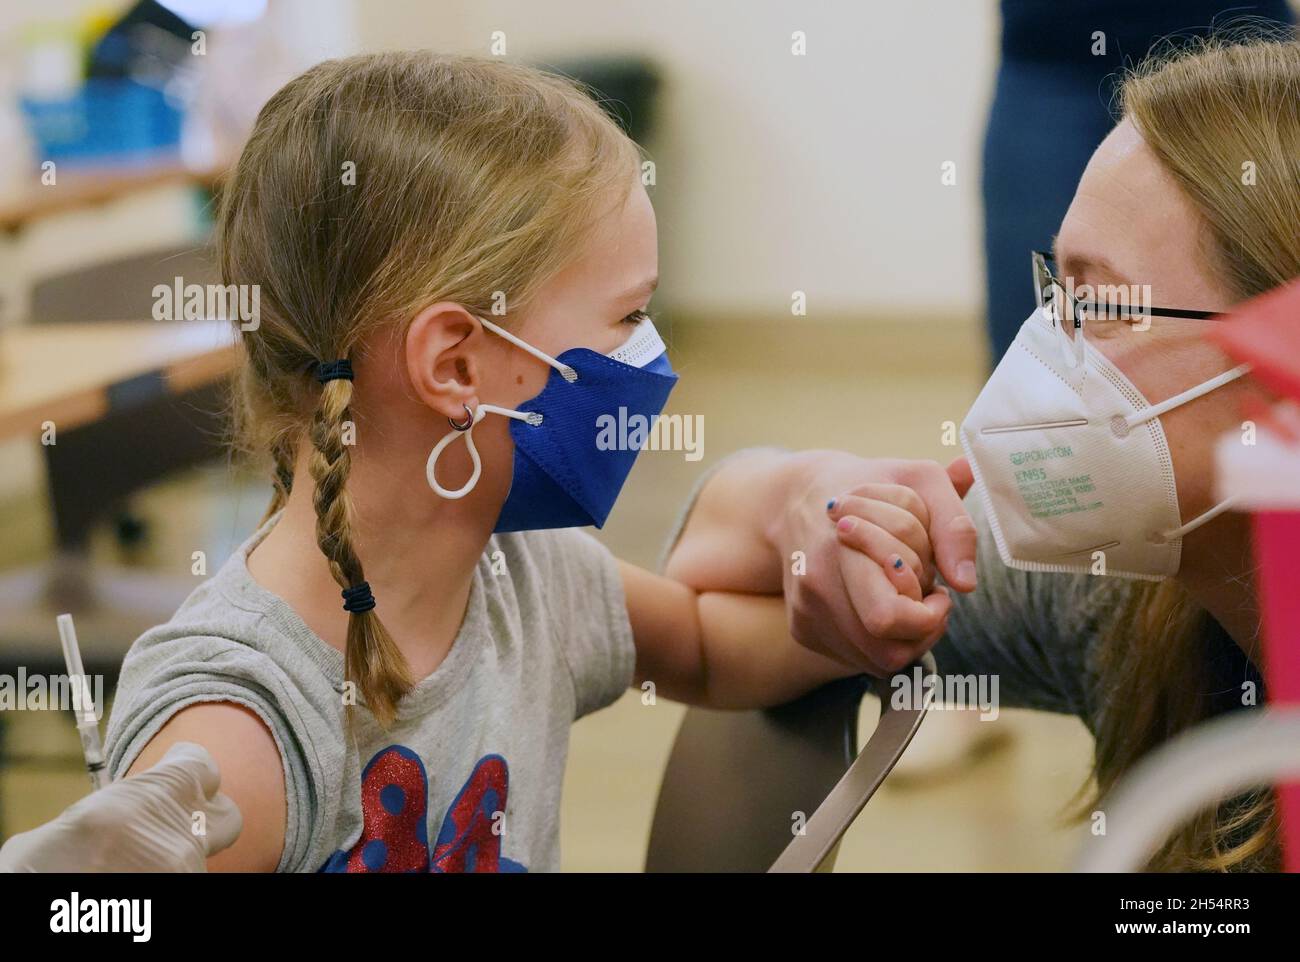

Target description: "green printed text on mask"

left=1007, top=447, right=1101, bottom=517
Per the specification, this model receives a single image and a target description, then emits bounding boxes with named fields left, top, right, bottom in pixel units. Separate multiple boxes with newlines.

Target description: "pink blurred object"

left=1209, top=277, right=1300, bottom=872
left=1207, top=277, right=1300, bottom=400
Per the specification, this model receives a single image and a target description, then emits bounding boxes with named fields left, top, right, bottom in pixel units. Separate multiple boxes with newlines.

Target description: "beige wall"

left=353, top=0, right=998, bottom=321
left=5, top=0, right=998, bottom=321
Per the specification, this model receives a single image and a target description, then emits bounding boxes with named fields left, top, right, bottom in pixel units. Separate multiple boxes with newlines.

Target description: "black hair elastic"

left=315, top=359, right=354, bottom=383
left=341, top=581, right=375, bottom=614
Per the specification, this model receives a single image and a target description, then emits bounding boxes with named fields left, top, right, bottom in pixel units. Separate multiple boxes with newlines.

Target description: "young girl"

left=101, top=52, right=947, bottom=872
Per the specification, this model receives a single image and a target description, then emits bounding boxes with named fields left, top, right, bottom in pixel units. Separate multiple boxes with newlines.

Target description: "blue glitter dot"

left=362, top=839, right=388, bottom=871
left=380, top=784, right=405, bottom=815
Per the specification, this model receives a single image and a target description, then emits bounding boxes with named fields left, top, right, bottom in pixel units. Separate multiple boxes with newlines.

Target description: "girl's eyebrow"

left=615, top=276, right=659, bottom=304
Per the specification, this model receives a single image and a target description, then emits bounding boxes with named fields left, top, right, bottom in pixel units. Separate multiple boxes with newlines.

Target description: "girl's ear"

left=405, top=302, right=482, bottom=419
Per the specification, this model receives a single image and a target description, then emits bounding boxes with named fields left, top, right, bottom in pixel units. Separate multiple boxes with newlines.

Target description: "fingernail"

left=826, top=498, right=837, bottom=511
left=836, top=516, right=854, bottom=533
left=957, top=560, right=977, bottom=586
left=888, top=553, right=904, bottom=571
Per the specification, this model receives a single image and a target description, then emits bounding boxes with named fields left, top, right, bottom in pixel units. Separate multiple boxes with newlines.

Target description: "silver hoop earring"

left=448, top=403, right=474, bottom=432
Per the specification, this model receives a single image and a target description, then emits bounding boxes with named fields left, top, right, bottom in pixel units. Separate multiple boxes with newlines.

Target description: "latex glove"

left=0, top=741, right=241, bottom=872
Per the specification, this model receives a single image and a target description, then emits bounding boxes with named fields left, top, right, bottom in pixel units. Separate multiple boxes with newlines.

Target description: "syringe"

left=56, top=613, right=110, bottom=791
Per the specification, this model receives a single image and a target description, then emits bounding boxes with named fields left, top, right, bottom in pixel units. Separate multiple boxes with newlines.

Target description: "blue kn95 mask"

left=425, top=314, right=678, bottom=532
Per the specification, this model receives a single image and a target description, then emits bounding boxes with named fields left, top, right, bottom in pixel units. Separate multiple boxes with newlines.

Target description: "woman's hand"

left=771, top=452, right=977, bottom=675
left=664, top=448, right=977, bottom=677
left=658, top=448, right=968, bottom=706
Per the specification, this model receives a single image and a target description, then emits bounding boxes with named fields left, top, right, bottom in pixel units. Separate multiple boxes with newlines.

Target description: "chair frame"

left=644, top=652, right=937, bottom=873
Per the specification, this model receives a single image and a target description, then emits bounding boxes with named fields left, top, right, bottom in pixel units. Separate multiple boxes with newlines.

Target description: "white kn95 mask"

left=960, top=307, right=1250, bottom=580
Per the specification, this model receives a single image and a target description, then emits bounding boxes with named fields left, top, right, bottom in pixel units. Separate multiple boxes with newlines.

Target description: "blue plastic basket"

left=20, top=78, right=183, bottom=167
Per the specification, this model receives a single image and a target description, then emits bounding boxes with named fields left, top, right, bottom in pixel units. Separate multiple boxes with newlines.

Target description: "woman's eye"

left=1081, top=301, right=1145, bottom=336
left=621, top=308, right=650, bottom=325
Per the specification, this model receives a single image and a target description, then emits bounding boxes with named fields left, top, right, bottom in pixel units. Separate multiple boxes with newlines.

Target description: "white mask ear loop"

left=426, top=403, right=543, bottom=499
left=477, top=316, right=578, bottom=383
left=1112, top=362, right=1253, bottom=544
left=1159, top=496, right=1239, bottom=542
left=1119, top=362, right=1252, bottom=434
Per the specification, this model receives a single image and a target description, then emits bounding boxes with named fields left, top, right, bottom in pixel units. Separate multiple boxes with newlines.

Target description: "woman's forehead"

left=1057, top=120, right=1205, bottom=284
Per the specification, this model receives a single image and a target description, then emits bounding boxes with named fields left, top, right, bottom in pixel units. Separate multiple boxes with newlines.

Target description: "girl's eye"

left=621, top=308, right=650, bottom=325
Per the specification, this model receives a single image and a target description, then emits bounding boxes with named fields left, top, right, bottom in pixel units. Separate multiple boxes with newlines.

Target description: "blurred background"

left=0, top=0, right=1292, bottom=871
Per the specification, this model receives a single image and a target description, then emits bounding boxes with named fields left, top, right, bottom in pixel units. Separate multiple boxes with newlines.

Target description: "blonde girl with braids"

left=104, top=52, right=973, bottom=872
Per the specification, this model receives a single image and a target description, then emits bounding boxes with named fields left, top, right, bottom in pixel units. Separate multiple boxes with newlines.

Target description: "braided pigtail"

left=261, top=432, right=298, bottom=523
left=308, top=361, right=413, bottom=728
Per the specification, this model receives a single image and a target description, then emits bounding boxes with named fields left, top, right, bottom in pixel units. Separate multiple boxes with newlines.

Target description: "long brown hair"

left=1087, top=30, right=1300, bottom=870
left=216, top=53, right=639, bottom=726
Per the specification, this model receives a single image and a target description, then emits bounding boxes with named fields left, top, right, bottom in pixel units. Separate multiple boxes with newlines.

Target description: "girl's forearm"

left=693, top=591, right=857, bottom=708
left=662, top=447, right=816, bottom=594
left=624, top=560, right=856, bottom=710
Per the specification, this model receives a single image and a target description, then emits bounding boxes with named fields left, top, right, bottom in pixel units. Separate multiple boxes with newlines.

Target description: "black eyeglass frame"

left=1031, top=250, right=1225, bottom=328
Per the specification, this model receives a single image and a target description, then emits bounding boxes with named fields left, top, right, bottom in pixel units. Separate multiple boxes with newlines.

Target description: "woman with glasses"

left=667, top=31, right=1300, bottom=870
left=980, top=1, right=1295, bottom=363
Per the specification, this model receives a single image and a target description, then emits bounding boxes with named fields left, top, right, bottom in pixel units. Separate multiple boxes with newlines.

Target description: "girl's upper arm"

left=124, top=701, right=286, bottom=872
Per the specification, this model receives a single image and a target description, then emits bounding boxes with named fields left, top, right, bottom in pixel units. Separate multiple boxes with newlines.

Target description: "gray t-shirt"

left=104, top=521, right=636, bottom=873
left=934, top=492, right=1121, bottom=724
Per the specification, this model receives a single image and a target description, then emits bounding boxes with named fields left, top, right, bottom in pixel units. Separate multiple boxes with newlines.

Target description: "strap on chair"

left=769, top=651, right=937, bottom=872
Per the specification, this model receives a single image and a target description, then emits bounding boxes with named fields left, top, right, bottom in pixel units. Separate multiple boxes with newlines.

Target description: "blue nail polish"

left=826, top=499, right=836, bottom=511
left=893, top=557, right=905, bottom=570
